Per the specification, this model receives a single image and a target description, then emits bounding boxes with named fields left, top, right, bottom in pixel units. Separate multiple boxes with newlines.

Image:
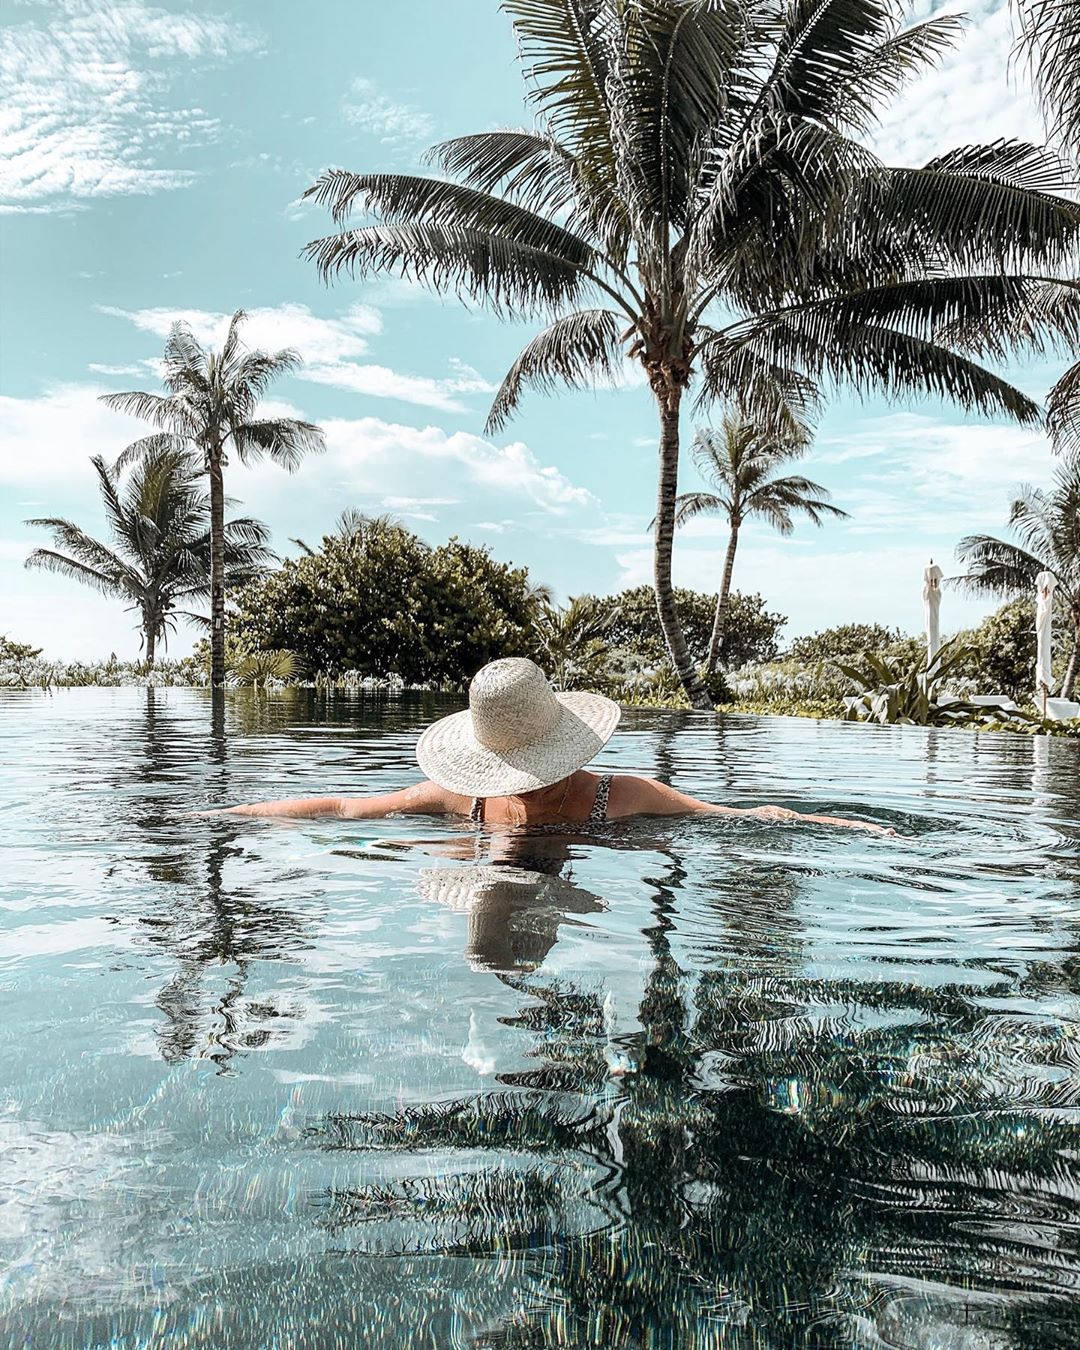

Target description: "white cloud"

left=0, top=0, right=260, bottom=210
left=87, top=362, right=147, bottom=376
left=98, top=301, right=382, bottom=364
left=868, top=1, right=1044, bottom=165
left=97, top=302, right=494, bottom=413
left=342, top=77, right=434, bottom=146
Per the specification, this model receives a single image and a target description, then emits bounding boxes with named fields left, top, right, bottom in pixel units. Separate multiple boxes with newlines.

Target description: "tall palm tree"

left=1009, top=3, right=1080, bottom=454
left=25, top=448, right=275, bottom=666
left=101, top=311, right=325, bottom=687
left=669, top=413, right=847, bottom=674
left=955, top=459, right=1080, bottom=697
left=303, top=0, right=1080, bottom=708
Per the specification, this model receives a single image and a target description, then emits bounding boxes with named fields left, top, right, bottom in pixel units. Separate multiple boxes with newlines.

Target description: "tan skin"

left=213, top=768, right=895, bottom=834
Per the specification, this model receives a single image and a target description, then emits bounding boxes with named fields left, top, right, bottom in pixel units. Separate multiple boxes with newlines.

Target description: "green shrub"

left=231, top=520, right=542, bottom=686
left=787, top=623, right=900, bottom=663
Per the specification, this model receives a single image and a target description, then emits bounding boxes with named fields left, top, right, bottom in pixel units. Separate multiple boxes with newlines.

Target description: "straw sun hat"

left=416, top=657, right=621, bottom=798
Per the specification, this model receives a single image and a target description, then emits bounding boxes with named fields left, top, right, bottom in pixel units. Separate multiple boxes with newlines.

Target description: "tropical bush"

left=583, top=587, right=786, bottom=674
left=723, top=659, right=854, bottom=718
left=787, top=623, right=901, bottom=663
left=230, top=516, right=542, bottom=686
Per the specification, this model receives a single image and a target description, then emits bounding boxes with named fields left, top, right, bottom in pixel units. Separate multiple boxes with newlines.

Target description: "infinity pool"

left=1, top=689, right=1078, bottom=1348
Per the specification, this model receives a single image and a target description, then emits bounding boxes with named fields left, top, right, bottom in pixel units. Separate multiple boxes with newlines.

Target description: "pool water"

left=1, top=689, right=1078, bottom=1349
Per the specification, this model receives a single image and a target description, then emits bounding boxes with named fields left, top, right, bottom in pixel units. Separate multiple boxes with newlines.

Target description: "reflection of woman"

left=418, top=865, right=606, bottom=972
left=220, top=658, right=891, bottom=834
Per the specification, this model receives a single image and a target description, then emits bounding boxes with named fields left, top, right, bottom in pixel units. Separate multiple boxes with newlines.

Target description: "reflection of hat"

left=416, top=864, right=606, bottom=972
left=416, top=658, right=620, bottom=798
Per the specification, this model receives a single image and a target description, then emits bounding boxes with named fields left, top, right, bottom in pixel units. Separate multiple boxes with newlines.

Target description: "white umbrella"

left=923, top=561, right=944, bottom=665
left=1035, top=570, right=1057, bottom=708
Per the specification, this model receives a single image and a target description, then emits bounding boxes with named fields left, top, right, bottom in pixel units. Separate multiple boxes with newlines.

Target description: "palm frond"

left=424, top=127, right=582, bottom=217
left=231, top=418, right=326, bottom=470
left=113, top=433, right=193, bottom=474
left=1047, top=357, right=1080, bottom=456
left=303, top=222, right=589, bottom=316
left=485, top=307, right=624, bottom=432
left=827, top=15, right=965, bottom=134
left=503, top=0, right=618, bottom=182
left=24, top=516, right=141, bottom=590
left=707, top=310, right=1041, bottom=424
left=670, top=491, right=725, bottom=529
left=23, top=547, right=128, bottom=599
left=1017, top=0, right=1080, bottom=152
left=615, top=0, right=747, bottom=229
left=100, top=389, right=195, bottom=434
left=231, top=350, right=303, bottom=409
left=865, top=141, right=1080, bottom=273
left=161, top=323, right=210, bottom=396
left=953, top=533, right=1046, bottom=597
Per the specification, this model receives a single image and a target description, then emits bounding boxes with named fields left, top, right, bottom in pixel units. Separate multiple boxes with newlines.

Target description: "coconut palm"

left=1000, top=3, right=1080, bottom=454
left=101, top=311, right=325, bottom=687
left=303, top=0, right=1080, bottom=708
left=955, top=458, right=1080, bottom=696
left=669, top=414, right=847, bottom=674
left=25, top=447, right=275, bottom=666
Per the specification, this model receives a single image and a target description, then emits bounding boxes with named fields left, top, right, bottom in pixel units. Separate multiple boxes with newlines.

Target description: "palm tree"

left=303, top=0, right=1080, bottom=708
left=955, top=459, right=1080, bottom=697
left=101, top=311, right=325, bottom=687
left=669, top=414, right=847, bottom=675
left=25, top=447, right=275, bottom=666
left=1008, top=4, right=1080, bottom=454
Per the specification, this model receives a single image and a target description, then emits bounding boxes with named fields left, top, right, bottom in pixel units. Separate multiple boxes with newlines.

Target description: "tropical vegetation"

left=24, top=447, right=274, bottom=667
left=670, top=413, right=846, bottom=672
left=303, top=0, right=1080, bottom=708
left=954, top=458, right=1080, bottom=697
left=101, top=310, right=325, bottom=688
left=228, top=513, right=544, bottom=687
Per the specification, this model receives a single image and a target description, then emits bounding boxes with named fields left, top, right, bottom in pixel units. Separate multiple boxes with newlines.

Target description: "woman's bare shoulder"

left=607, top=775, right=723, bottom=819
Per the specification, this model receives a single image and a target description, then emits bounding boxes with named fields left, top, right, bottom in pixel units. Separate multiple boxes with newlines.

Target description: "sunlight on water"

left=1, top=689, right=1078, bottom=1348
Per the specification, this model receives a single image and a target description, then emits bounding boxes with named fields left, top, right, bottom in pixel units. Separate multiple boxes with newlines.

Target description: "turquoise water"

left=1, top=689, right=1079, bottom=1349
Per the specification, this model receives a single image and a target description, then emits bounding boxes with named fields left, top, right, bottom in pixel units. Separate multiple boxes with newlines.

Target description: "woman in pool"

left=220, top=658, right=891, bottom=834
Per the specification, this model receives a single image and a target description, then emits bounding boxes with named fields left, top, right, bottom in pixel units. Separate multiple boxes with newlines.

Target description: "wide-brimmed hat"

left=416, top=657, right=620, bottom=798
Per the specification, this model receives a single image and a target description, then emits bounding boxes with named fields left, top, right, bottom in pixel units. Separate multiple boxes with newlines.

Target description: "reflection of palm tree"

left=305, top=838, right=1080, bottom=1346
left=118, top=690, right=313, bottom=1068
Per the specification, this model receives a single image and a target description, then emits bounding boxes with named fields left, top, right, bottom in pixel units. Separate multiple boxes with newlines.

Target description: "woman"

left=218, top=658, right=892, bottom=834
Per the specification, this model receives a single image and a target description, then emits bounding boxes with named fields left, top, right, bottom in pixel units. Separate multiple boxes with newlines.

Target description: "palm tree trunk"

left=209, top=450, right=226, bottom=690
left=653, top=389, right=712, bottom=711
left=706, top=525, right=740, bottom=676
left=144, top=623, right=156, bottom=670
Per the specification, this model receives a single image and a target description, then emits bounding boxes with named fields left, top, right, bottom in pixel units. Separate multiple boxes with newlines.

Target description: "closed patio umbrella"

left=923, top=561, right=944, bottom=666
left=1035, top=571, right=1057, bottom=710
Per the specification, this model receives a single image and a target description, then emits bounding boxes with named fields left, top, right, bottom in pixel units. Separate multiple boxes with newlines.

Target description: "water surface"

left=2, top=689, right=1079, bottom=1348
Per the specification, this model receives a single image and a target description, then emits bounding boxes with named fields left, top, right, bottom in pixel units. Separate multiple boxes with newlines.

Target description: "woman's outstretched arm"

left=610, top=777, right=896, bottom=834
left=205, top=781, right=457, bottom=820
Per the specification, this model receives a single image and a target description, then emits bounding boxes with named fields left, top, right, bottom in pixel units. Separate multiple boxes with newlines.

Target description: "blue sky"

left=0, top=0, right=1069, bottom=660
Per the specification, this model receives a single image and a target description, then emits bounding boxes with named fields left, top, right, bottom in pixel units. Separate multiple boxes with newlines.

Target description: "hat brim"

left=416, top=690, right=621, bottom=798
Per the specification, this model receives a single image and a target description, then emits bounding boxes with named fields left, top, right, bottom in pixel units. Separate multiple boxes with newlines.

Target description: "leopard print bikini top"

left=469, top=774, right=612, bottom=825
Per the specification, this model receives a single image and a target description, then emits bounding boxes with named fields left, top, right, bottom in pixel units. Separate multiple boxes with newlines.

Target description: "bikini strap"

left=589, top=774, right=612, bottom=823
left=469, top=797, right=484, bottom=824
